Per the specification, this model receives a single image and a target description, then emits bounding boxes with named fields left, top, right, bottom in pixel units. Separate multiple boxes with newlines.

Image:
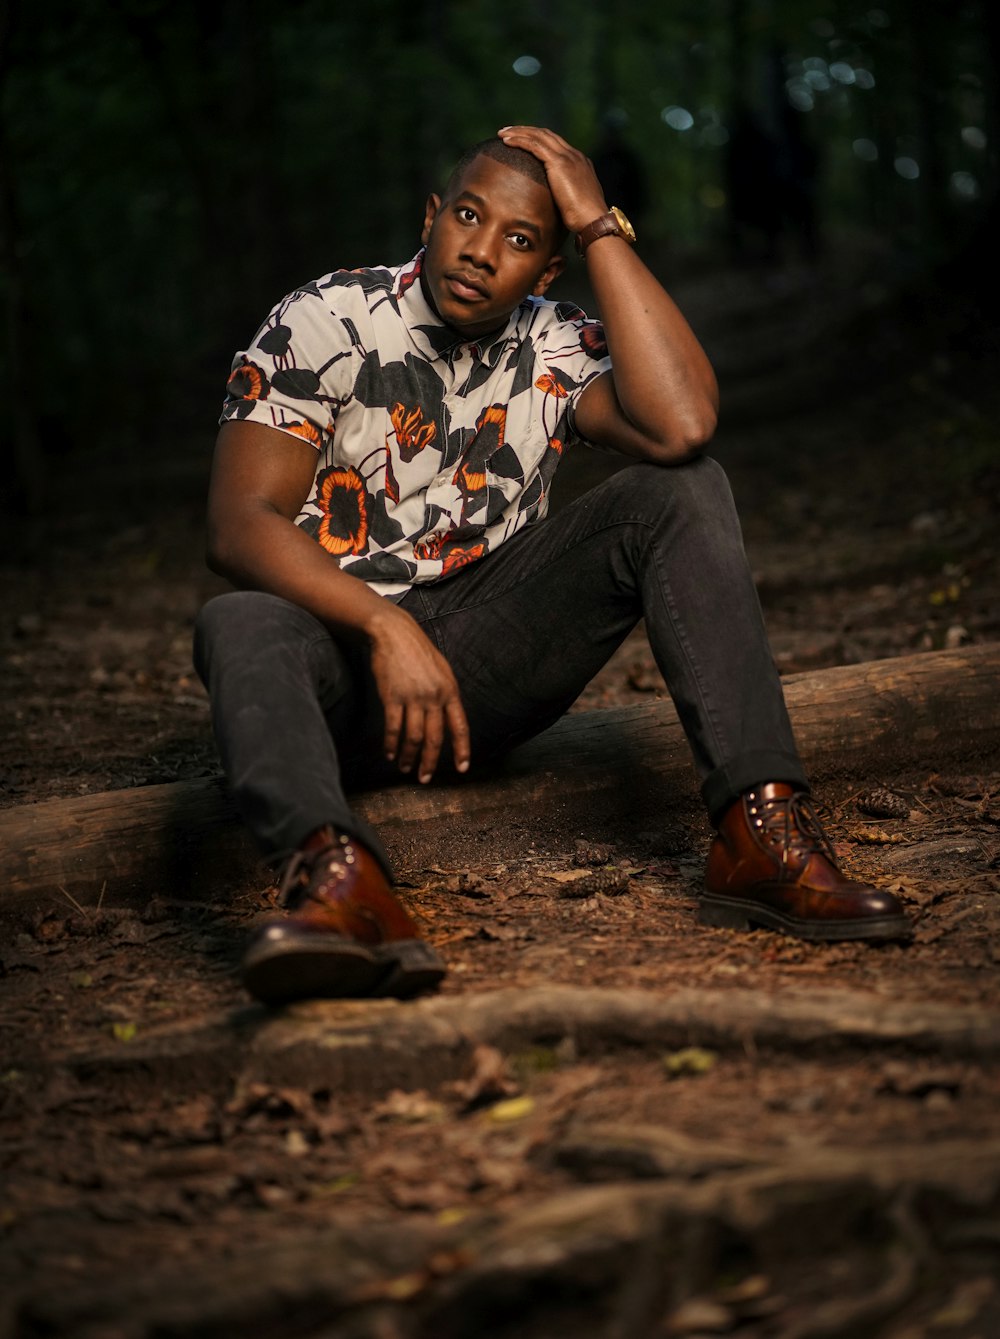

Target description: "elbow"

left=647, top=403, right=718, bottom=464
left=205, top=517, right=240, bottom=583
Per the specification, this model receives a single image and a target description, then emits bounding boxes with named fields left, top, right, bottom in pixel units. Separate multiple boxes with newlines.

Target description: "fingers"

left=497, top=126, right=606, bottom=231
left=383, top=688, right=470, bottom=784
left=446, top=696, right=471, bottom=776
left=497, top=126, right=587, bottom=168
left=371, top=611, right=470, bottom=784
left=498, top=125, right=572, bottom=151
left=396, top=702, right=427, bottom=778
left=411, top=703, right=443, bottom=787
left=383, top=700, right=404, bottom=766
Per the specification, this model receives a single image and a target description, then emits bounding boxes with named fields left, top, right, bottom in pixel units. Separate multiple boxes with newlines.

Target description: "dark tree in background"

left=1, top=0, right=996, bottom=515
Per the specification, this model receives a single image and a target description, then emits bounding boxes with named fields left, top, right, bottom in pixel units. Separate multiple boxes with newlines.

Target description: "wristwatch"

left=575, top=205, right=637, bottom=256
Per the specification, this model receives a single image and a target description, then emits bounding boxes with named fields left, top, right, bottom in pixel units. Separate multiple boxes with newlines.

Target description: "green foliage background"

left=0, top=0, right=996, bottom=510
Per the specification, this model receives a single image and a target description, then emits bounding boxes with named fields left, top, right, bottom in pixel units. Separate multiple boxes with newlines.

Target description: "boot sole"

left=698, top=894, right=913, bottom=943
left=242, top=932, right=446, bottom=1005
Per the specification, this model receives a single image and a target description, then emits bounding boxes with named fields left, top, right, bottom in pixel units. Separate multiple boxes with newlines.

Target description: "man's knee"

left=193, top=591, right=317, bottom=678
left=605, top=455, right=735, bottom=519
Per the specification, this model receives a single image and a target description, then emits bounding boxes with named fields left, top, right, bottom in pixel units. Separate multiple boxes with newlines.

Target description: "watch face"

left=611, top=206, right=636, bottom=242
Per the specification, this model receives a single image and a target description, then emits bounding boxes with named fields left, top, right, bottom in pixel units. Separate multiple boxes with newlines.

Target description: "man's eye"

left=458, top=208, right=477, bottom=223
left=511, top=234, right=531, bottom=249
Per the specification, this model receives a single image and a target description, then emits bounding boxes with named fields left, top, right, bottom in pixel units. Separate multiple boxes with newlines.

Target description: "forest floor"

left=1, top=247, right=999, bottom=1338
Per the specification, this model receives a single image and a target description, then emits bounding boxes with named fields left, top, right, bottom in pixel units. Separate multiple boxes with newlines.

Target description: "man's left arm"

left=499, top=125, right=719, bottom=463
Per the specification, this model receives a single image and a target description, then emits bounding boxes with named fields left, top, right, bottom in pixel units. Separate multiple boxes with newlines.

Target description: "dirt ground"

left=2, top=255, right=999, bottom=1337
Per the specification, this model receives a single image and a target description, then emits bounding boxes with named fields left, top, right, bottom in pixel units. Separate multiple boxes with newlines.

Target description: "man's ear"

left=532, top=253, right=566, bottom=297
left=421, top=193, right=442, bottom=247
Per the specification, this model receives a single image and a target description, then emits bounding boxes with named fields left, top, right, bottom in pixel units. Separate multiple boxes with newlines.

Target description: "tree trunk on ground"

left=1, top=643, right=998, bottom=916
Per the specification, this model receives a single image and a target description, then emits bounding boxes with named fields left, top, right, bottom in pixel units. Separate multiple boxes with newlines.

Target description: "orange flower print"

left=535, top=372, right=570, bottom=398
left=580, top=324, right=608, bottom=358
left=285, top=420, right=324, bottom=450
left=316, top=467, right=369, bottom=556
left=477, top=404, right=507, bottom=438
left=389, top=402, right=437, bottom=462
left=453, top=405, right=506, bottom=496
left=548, top=436, right=564, bottom=456
left=385, top=450, right=400, bottom=504
left=226, top=356, right=270, bottom=401
left=414, top=532, right=447, bottom=561
left=454, top=460, right=486, bottom=495
left=441, top=542, right=486, bottom=577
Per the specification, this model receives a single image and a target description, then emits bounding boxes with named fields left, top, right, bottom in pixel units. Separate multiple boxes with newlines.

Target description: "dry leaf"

left=851, top=826, right=907, bottom=845
left=485, top=1095, right=535, bottom=1123
left=664, top=1047, right=718, bottom=1077
left=375, top=1089, right=445, bottom=1123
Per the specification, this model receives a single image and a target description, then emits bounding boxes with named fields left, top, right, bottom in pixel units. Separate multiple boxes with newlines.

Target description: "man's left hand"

left=497, top=125, right=608, bottom=233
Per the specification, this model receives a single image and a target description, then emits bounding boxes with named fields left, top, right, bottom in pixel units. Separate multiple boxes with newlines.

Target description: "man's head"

left=443, top=139, right=569, bottom=248
left=419, top=138, right=568, bottom=340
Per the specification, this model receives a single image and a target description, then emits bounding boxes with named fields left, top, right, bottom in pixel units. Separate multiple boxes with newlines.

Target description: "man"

left=195, top=125, right=910, bottom=1006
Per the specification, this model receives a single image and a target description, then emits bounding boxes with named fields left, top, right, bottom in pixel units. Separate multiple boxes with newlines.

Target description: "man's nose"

left=460, top=229, right=500, bottom=271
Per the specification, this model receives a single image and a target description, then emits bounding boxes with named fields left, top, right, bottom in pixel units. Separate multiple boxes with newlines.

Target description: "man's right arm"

left=206, top=419, right=470, bottom=784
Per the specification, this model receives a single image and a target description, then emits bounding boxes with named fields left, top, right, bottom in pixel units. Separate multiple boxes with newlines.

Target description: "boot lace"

left=748, top=790, right=839, bottom=868
left=277, top=834, right=356, bottom=908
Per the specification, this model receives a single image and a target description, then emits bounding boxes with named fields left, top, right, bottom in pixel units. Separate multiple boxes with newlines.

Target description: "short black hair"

left=446, top=137, right=550, bottom=193
left=444, top=138, right=568, bottom=249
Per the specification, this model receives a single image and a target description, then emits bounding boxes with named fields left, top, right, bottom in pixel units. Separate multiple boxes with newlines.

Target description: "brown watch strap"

left=576, top=212, right=626, bottom=256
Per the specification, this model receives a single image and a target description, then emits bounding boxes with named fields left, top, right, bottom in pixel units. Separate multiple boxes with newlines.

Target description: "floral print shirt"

left=221, top=250, right=613, bottom=597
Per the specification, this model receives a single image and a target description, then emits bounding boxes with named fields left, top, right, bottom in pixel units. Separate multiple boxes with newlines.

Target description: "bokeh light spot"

left=786, top=80, right=815, bottom=112
left=512, top=55, right=541, bottom=77
left=853, top=138, right=878, bottom=162
left=950, top=170, right=979, bottom=200
left=661, top=106, right=694, bottom=131
left=961, top=126, right=987, bottom=150
left=894, top=156, right=920, bottom=180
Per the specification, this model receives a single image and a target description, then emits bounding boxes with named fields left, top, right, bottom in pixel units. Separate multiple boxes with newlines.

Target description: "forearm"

left=207, top=410, right=471, bottom=782
left=585, top=237, right=718, bottom=452
left=494, top=123, right=717, bottom=459
left=208, top=503, right=395, bottom=642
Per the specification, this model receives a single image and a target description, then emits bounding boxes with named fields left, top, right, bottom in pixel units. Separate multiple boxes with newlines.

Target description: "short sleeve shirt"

left=220, top=250, right=613, bottom=598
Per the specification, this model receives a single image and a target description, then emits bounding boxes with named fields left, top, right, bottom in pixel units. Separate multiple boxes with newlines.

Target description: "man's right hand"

left=366, top=602, right=471, bottom=785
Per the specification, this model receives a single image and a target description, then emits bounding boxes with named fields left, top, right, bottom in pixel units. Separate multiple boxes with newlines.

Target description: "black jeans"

left=193, top=458, right=807, bottom=875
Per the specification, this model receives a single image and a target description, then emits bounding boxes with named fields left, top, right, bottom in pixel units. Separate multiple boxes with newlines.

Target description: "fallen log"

left=2, top=643, right=999, bottom=916
left=48, top=985, right=1000, bottom=1102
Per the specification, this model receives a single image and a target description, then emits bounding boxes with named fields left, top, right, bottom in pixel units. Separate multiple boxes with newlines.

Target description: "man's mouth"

left=446, top=273, right=490, bottom=301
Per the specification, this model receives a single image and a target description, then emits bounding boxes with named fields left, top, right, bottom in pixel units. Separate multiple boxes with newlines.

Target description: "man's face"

left=420, top=155, right=566, bottom=340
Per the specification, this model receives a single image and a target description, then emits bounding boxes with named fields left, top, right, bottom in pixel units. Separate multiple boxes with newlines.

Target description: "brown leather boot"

left=242, top=827, right=446, bottom=1004
left=701, top=783, right=912, bottom=942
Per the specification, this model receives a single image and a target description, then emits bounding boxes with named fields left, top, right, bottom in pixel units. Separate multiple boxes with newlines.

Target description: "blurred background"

left=1, top=0, right=997, bottom=519
left=1, top=0, right=999, bottom=800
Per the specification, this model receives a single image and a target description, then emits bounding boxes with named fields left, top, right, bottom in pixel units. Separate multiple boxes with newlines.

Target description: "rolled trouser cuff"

left=264, top=809, right=396, bottom=885
left=701, top=750, right=810, bottom=825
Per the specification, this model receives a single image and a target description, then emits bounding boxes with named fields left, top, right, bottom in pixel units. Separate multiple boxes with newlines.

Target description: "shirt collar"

left=398, top=250, right=522, bottom=368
